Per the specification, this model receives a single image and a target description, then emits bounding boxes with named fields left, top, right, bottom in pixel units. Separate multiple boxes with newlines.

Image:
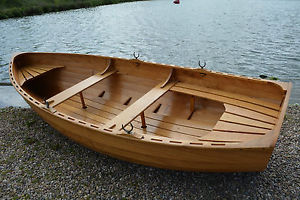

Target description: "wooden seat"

left=46, top=70, right=116, bottom=107
left=104, top=81, right=176, bottom=130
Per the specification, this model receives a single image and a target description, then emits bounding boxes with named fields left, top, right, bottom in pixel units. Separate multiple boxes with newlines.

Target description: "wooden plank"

left=25, top=68, right=40, bottom=77
left=220, top=113, right=274, bottom=130
left=224, top=104, right=277, bottom=124
left=65, top=98, right=115, bottom=120
left=20, top=68, right=32, bottom=80
left=29, top=64, right=64, bottom=71
left=199, top=131, right=263, bottom=142
left=131, top=121, right=200, bottom=141
left=55, top=104, right=103, bottom=125
left=47, top=70, right=116, bottom=107
left=56, top=101, right=109, bottom=124
left=171, top=86, right=279, bottom=118
left=104, top=81, right=176, bottom=130
left=134, top=116, right=210, bottom=137
left=18, top=71, right=26, bottom=86
left=213, top=121, right=270, bottom=135
left=25, top=67, right=44, bottom=74
left=71, top=95, right=211, bottom=136
left=71, top=94, right=215, bottom=131
left=175, top=82, right=280, bottom=110
left=62, top=97, right=201, bottom=141
left=18, top=65, right=65, bottom=86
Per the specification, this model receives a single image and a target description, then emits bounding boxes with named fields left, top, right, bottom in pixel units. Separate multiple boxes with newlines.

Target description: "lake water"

left=0, top=0, right=299, bottom=105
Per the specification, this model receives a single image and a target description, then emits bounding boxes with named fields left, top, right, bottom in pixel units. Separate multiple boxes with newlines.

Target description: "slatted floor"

left=23, top=65, right=281, bottom=144
left=19, top=65, right=64, bottom=86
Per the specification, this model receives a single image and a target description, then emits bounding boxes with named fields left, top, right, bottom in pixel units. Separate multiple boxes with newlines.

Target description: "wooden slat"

left=171, top=86, right=279, bottom=118
left=199, top=131, right=264, bottom=142
left=175, top=82, right=280, bottom=110
left=29, top=65, right=64, bottom=71
left=131, top=121, right=199, bottom=141
left=64, top=95, right=263, bottom=143
left=65, top=98, right=115, bottom=120
left=224, top=104, right=277, bottom=124
left=20, top=68, right=32, bottom=80
left=56, top=104, right=103, bottom=125
left=104, top=81, right=176, bottom=130
left=47, top=70, right=116, bottom=107
left=71, top=95, right=212, bottom=136
left=135, top=116, right=210, bottom=137
left=18, top=65, right=65, bottom=86
left=72, top=94, right=215, bottom=131
left=18, top=71, right=26, bottom=86
left=213, top=121, right=270, bottom=135
left=24, top=68, right=40, bottom=77
left=220, top=113, right=274, bottom=130
left=56, top=101, right=109, bottom=124
left=59, top=97, right=201, bottom=141
left=25, top=67, right=44, bottom=74
left=72, top=95, right=122, bottom=115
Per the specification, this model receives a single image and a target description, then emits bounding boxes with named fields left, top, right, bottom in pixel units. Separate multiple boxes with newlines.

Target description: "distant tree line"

left=0, top=0, right=144, bottom=19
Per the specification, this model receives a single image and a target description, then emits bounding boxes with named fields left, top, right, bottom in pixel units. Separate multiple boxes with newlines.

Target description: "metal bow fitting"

left=133, top=52, right=140, bottom=59
left=43, top=98, right=49, bottom=108
left=198, top=60, right=206, bottom=69
left=121, top=122, right=134, bottom=134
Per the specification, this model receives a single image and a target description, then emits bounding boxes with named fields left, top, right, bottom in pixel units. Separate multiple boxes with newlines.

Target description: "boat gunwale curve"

left=9, top=52, right=291, bottom=149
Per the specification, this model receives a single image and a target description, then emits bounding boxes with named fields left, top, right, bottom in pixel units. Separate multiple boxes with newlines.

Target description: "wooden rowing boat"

left=9, top=52, right=292, bottom=172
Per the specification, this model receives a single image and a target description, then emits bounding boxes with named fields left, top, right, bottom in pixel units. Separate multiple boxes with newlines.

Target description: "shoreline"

left=0, top=105, right=299, bottom=199
left=0, top=0, right=145, bottom=20
left=0, top=86, right=29, bottom=108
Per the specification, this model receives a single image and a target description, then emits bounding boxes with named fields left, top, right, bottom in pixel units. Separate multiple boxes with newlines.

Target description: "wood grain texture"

left=171, top=85, right=279, bottom=117
left=47, top=70, right=116, bottom=107
left=9, top=52, right=292, bottom=172
left=104, top=81, right=176, bottom=130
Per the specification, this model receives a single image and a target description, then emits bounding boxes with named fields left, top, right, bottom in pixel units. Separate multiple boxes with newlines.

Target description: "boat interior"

left=11, top=53, right=288, bottom=145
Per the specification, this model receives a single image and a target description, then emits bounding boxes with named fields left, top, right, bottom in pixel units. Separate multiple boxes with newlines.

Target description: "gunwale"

left=9, top=52, right=291, bottom=151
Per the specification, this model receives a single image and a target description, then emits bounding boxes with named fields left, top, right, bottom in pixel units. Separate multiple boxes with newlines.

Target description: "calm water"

left=0, top=0, right=299, bottom=103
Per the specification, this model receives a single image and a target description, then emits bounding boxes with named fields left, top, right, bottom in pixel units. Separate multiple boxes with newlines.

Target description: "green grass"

left=0, top=0, right=145, bottom=19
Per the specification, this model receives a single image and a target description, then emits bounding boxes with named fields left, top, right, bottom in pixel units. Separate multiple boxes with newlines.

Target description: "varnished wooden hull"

left=10, top=52, right=292, bottom=172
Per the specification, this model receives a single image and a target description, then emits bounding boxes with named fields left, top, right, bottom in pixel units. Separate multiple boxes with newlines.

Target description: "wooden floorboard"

left=55, top=104, right=102, bottom=125
left=51, top=73, right=274, bottom=142
left=75, top=94, right=216, bottom=131
left=104, top=81, right=176, bottom=130
left=26, top=67, right=44, bottom=74
left=58, top=102, right=109, bottom=124
left=220, top=113, right=274, bottom=130
left=59, top=97, right=201, bottom=141
left=224, top=104, right=277, bottom=124
left=175, top=82, right=280, bottom=110
left=78, top=93, right=214, bottom=131
left=70, top=95, right=209, bottom=138
left=25, top=68, right=39, bottom=77
left=171, top=86, right=279, bottom=118
left=213, top=121, right=270, bottom=135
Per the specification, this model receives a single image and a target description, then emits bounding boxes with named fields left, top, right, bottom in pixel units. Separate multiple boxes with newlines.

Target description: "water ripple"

left=0, top=0, right=299, bottom=103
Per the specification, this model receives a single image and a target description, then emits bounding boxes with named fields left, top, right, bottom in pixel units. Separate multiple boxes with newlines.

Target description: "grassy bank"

left=0, top=0, right=145, bottom=20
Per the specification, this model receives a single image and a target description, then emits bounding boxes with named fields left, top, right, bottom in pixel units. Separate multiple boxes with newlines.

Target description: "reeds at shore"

left=0, top=0, right=144, bottom=20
